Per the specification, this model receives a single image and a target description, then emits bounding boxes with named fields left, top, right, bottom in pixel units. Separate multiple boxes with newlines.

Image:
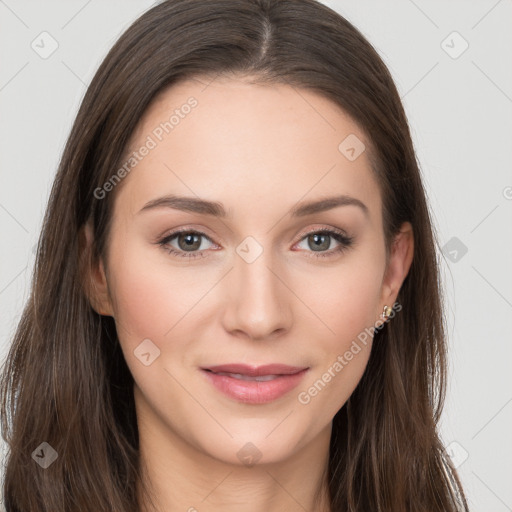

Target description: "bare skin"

left=84, top=75, right=414, bottom=512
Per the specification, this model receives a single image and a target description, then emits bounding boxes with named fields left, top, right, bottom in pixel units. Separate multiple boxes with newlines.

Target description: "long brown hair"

left=1, top=1, right=469, bottom=510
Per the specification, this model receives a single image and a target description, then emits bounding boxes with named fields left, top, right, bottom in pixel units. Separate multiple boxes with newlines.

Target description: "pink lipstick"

left=201, top=363, right=309, bottom=404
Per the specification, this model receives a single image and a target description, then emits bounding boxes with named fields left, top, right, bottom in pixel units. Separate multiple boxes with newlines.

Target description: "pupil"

left=179, top=233, right=200, bottom=251
left=309, top=234, right=329, bottom=251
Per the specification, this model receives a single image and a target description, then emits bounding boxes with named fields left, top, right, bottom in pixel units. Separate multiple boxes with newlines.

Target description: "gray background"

left=1, top=1, right=511, bottom=510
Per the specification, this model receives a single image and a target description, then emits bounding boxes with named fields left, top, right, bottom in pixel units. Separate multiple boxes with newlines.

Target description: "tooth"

left=254, top=375, right=278, bottom=382
left=215, top=372, right=279, bottom=381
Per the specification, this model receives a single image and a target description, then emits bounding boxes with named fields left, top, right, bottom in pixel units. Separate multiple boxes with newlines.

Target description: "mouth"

left=200, top=363, right=309, bottom=404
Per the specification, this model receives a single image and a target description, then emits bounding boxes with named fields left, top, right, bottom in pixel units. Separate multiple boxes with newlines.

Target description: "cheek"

left=109, top=264, right=170, bottom=343
left=106, top=242, right=221, bottom=372
left=297, top=255, right=383, bottom=347
left=104, top=242, right=173, bottom=367
left=293, top=255, right=382, bottom=416
left=107, top=237, right=204, bottom=335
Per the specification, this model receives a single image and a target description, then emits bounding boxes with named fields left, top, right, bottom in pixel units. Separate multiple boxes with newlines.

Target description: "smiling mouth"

left=200, top=364, right=309, bottom=404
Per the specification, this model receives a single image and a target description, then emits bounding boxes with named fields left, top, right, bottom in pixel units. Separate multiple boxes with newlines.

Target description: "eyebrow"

left=138, top=194, right=369, bottom=218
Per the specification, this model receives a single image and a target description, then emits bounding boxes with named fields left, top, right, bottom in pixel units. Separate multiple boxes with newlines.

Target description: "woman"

left=0, top=0, right=469, bottom=510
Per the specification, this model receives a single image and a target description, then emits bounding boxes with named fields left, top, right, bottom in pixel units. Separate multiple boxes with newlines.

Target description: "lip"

left=201, top=363, right=309, bottom=404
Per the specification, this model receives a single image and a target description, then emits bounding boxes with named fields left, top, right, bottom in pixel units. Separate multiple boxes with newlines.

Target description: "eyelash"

left=156, top=227, right=354, bottom=260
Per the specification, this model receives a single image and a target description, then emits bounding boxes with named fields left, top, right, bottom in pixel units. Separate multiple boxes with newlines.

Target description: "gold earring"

left=381, top=305, right=393, bottom=321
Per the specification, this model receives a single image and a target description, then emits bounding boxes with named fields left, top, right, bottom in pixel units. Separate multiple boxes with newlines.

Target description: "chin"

left=190, top=419, right=312, bottom=467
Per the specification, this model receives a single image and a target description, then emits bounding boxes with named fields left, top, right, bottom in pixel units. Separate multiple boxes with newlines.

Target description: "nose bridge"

left=221, top=236, right=291, bottom=340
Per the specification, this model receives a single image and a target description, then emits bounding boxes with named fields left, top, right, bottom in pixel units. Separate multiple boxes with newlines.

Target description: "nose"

left=220, top=245, right=293, bottom=342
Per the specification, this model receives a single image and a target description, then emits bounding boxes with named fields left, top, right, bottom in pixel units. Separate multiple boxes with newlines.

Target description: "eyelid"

left=158, top=227, right=218, bottom=253
left=293, top=224, right=351, bottom=242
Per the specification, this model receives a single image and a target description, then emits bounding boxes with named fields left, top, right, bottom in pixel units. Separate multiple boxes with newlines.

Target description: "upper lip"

left=202, top=364, right=308, bottom=376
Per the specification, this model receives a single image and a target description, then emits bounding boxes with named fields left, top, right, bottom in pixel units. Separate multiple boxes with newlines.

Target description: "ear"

left=378, top=221, right=414, bottom=315
left=79, top=222, right=115, bottom=317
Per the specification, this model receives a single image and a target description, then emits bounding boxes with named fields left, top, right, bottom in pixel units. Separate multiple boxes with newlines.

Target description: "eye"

left=295, top=229, right=354, bottom=259
left=157, top=229, right=216, bottom=259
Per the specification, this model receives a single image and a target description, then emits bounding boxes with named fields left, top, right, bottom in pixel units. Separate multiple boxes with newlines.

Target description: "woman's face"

left=87, top=75, right=412, bottom=466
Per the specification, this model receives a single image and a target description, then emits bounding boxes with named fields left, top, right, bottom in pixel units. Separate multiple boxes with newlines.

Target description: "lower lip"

left=201, top=369, right=308, bottom=404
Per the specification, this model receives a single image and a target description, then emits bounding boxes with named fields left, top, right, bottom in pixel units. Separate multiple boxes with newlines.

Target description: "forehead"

left=114, top=76, right=381, bottom=223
